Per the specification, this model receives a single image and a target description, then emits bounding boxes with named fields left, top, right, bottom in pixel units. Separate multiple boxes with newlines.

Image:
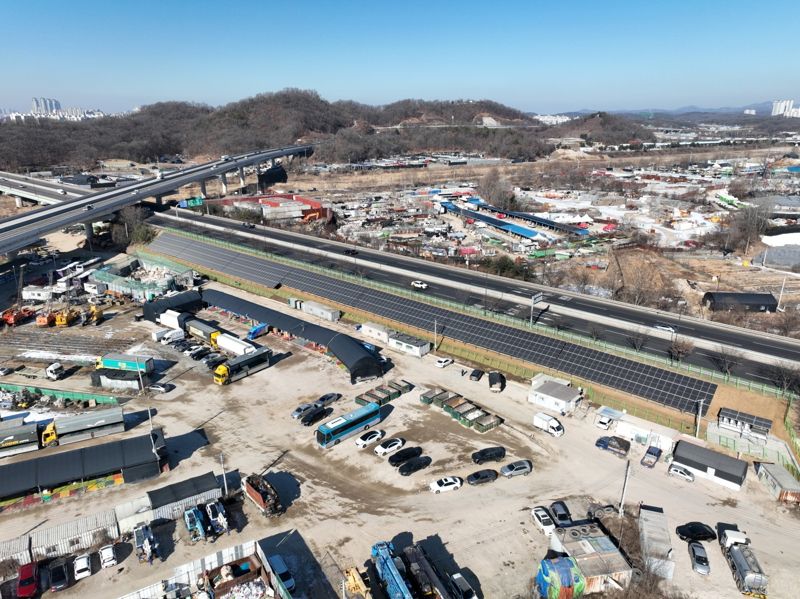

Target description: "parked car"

left=500, top=460, right=533, bottom=478
left=301, top=406, right=328, bottom=427
left=388, top=446, right=422, bottom=466
left=675, top=522, right=716, bottom=542
left=595, top=415, right=613, bottom=430
left=16, top=562, right=38, bottom=598
left=0, top=367, right=14, bottom=376
left=99, top=545, right=117, bottom=569
left=147, top=383, right=172, bottom=394
left=399, top=456, right=432, bottom=476
left=291, top=403, right=315, bottom=420
left=183, top=344, right=202, bottom=356
left=435, top=357, right=454, bottom=368
left=668, top=464, right=695, bottom=482
left=204, top=355, right=227, bottom=370
left=374, top=437, right=405, bottom=456
left=469, top=369, right=484, bottom=381
left=410, top=280, right=429, bottom=290
left=531, top=506, right=556, bottom=536
left=267, top=554, right=296, bottom=593
left=550, top=501, right=572, bottom=527
left=314, top=392, right=340, bottom=408
left=640, top=446, right=663, bottom=468
left=471, top=446, right=506, bottom=465
left=595, top=436, right=630, bottom=457
left=688, top=541, right=710, bottom=575
left=190, top=347, right=211, bottom=360
left=73, top=554, right=91, bottom=581
left=429, top=477, right=463, bottom=494
left=356, top=429, right=385, bottom=448
left=48, top=559, right=69, bottom=592
left=467, top=469, right=498, bottom=486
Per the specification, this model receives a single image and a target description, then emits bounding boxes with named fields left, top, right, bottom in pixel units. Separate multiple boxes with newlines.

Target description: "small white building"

left=22, top=285, right=56, bottom=302
left=387, top=333, right=431, bottom=358
left=300, top=300, right=340, bottom=322
left=529, top=374, right=582, bottom=414
left=360, top=322, right=392, bottom=344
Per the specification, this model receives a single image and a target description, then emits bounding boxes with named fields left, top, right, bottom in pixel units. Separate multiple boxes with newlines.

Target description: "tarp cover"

left=147, top=471, right=219, bottom=508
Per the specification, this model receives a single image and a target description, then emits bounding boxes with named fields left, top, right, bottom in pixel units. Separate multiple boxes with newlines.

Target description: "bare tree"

left=627, top=329, right=650, bottom=351
left=712, top=345, right=743, bottom=376
left=669, top=337, right=695, bottom=362
left=569, top=264, right=592, bottom=293
left=479, top=167, right=516, bottom=210
left=764, top=361, right=800, bottom=394
left=550, top=315, right=569, bottom=332
left=776, top=310, right=800, bottom=338
left=589, top=325, right=604, bottom=341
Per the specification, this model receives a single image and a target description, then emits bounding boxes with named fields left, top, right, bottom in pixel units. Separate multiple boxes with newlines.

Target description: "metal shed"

left=0, top=535, right=31, bottom=566
left=638, top=505, right=674, bottom=580
left=142, top=290, right=202, bottom=323
left=672, top=440, right=748, bottom=491
left=755, top=462, right=800, bottom=503
left=702, top=292, right=778, bottom=312
left=29, top=510, right=119, bottom=560
left=148, top=471, right=221, bottom=522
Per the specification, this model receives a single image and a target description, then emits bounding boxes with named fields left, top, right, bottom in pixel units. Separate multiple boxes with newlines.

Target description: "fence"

left=583, top=389, right=697, bottom=436
left=0, top=382, right=118, bottom=405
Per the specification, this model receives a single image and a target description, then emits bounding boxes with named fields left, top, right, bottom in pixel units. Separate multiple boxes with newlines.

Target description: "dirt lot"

left=1, top=285, right=799, bottom=599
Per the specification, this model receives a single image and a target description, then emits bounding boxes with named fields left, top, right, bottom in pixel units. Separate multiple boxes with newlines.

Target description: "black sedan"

left=467, top=469, right=498, bottom=486
left=471, top=446, right=506, bottom=465
left=399, top=456, right=432, bottom=476
left=301, top=406, right=329, bottom=427
left=388, top=446, right=422, bottom=467
left=675, top=522, right=717, bottom=542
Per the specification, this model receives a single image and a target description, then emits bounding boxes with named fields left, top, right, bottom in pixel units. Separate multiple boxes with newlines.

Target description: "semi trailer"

left=96, top=353, right=155, bottom=374
left=719, top=527, right=768, bottom=598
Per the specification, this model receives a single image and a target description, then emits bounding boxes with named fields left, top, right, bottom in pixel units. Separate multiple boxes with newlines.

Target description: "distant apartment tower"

left=772, top=99, right=795, bottom=117
left=31, top=97, right=62, bottom=115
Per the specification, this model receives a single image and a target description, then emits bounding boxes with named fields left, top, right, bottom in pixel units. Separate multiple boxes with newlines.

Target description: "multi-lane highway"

left=148, top=210, right=800, bottom=387
left=0, top=145, right=313, bottom=255
left=0, top=171, right=85, bottom=204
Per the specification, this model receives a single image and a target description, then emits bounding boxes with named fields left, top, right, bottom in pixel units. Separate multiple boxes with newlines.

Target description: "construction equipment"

left=719, top=526, right=768, bottom=598
left=371, top=542, right=413, bottom=599
left=80, top=304, right=104, bottom=326
left=37, top=270, right=56, bottom=327
left=2, top=264, right=35, bottom=326
left=55, top=308, right=78, bottom=327
left=183, top=507, right=207, bottom=543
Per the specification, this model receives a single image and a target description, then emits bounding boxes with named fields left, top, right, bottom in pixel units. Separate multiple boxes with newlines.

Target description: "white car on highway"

left=429, top=477, right=463, bottom=494
left=355, top=429, right=384, bottom=448
left=374, top=437, right=405, bottom=456
left=411, top=280, right=429, bottom=290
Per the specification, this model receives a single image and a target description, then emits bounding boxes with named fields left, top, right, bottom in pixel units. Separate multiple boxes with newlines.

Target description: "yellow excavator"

left=80, top=304, right=104, bottom=326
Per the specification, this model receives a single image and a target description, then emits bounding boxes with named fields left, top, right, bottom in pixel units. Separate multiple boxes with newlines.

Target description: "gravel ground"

left=1, top=286, right=798, bottom=599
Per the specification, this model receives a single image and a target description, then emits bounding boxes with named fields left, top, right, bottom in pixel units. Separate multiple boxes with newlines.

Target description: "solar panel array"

left=149, top=233, right=716, bottom=414
left=718, top=407, right=772, bottom=433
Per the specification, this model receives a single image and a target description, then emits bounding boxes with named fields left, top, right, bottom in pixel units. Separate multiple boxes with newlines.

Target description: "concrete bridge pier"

left=14, top=195, right=23, bottom=208
left=155, top=195, right=164, bottom=207
left=84, top=221, right=94, bottom=242
left=219, top=172, right=228, bottom=196
left=199, top=179, right=208, bottom=198
left=238, top=166, right=246, bottom=188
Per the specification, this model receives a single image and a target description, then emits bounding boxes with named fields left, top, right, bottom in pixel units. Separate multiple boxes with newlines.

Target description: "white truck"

left=216, top=333, right=255, bottom=356
left=719, top=527, right=768, bottom=598
left=533, top=412, right=564, bottom=437
left=45, top=362, right=65, bottom=381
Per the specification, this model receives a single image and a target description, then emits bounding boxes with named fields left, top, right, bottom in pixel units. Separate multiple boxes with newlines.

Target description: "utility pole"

left=433, top=318, right=437, bottom=350
left=618, top=460, right=631, bottom=517
left=695, top=398, right=704, bottom=438
left=220, top=453, right=229, bottom=496
left=777, top=276, right=787, bottom=311
left=529, top=295, right=534, bottom=327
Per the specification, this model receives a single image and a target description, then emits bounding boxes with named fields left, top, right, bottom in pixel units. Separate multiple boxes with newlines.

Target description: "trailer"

left=242, top=474, right=282, bottom=517
left=0, top=407, right=126, bottom=458
left=185, top=318, right=220, bottom=345
left=371, top=541, right=413, bottom=599
left=216, top=333, right=255, bottom=356
left=213, top=346, right=272, bottom=385
left=157, top=309, right=191, bottom=331
left=96, top=353, right=155, bottom=374
left=402, top=544, right=452, bottom=598
left=719, top=527, right=768, bottom=598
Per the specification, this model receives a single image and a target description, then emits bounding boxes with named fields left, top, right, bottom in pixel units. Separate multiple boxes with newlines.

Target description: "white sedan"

left=374, top=437, right=405, bottom=456
left=411, top=280, right=429, bottom=290
left=435, top=357, right=454, bottom=368
left=429, top=477, right=463, bottom=494
left=73, top=554, right=92, bottom=581
left=355, top=430, right=384, bottom=448
left=531, top=506, right=556, bottom=536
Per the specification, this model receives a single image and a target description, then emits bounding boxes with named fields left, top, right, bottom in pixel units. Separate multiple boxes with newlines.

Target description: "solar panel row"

left=149, top=233, right=715, bottom=414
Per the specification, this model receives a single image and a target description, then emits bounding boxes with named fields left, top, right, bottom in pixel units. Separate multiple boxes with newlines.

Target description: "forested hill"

left=0, top=89, right=644, bottom=169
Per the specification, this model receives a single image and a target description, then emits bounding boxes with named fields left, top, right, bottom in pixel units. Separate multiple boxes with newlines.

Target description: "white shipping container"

left=22, top=285, right=54, bottom=302
left=158, top=310, right=183, bottom=330
left=216, top=333, right=255, bottom=356
left=151, top=329, right=170, bottom=342
left=301, top=300, right=341, bottom=322
left=361, top=322, right=392, bottom=344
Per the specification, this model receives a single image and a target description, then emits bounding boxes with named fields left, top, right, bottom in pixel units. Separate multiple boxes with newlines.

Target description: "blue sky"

left=3, top=0, right=798, bottom=113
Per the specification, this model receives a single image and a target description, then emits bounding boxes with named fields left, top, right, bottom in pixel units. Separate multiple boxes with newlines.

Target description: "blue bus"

left=316, top=402, right=381, bottom=448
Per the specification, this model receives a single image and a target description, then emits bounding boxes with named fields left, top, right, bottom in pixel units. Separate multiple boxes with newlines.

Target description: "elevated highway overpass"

left=0, top=144, right=312, bottom=255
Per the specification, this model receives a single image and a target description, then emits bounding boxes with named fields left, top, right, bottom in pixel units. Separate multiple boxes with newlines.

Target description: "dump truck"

left=242, top=473, right=282, bottom=517
left=0, top=407, right=125, bottom=458
left=533, top=412, right=565, bottom=437
left=133, top=523, right=160, bottom=563
left=96, top=353, right=155, bottom=374
left=213, top=346, right=272, bottom=385
left=719, top=527, right=768, bottom=598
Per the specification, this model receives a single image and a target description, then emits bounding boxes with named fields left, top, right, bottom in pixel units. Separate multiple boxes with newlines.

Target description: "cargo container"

left=185, top=319, right=220, bottom=345
left=96, top=353, right=155, bottom=374
left=157, top=309, right=190, bottom=331
left=242, top=474, right=282, bottom=517
left=420, top=388, right=445, bottom=405
left=300, top=301, right=341, bottom=322
left=433, top=390, right=461, bottom=408
left=151, top=329, right=170, bottom=342
left=216, top=333, right=255, bottom=356
left=475, top=414, right=503, bottom=433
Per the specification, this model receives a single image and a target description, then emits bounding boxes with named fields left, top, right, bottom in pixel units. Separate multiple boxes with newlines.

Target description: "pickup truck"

left=640, top=446, right=663, bottom=468
left=595, top=436, right=630, bottom=458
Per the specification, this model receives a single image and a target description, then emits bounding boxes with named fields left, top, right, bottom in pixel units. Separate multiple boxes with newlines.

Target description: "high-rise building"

left=31, top=97, right=62, bottom=115
left=772, top=99, right=796, bottom=117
